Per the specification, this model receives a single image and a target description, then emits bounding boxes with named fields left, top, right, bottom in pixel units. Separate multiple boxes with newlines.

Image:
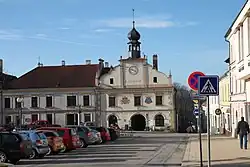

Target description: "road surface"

left=17, top=132, right=188, bottom=167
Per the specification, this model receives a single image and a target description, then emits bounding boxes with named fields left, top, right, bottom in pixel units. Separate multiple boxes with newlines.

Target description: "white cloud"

left=35, top=33, right=47, bottom=38
left=94, top=29, right=114, bottom=33
left=0, top=30, right=23, bottom=40
left=99, top=15, right=197, bottom=29
left=28, top=35, right=103, bottom=47
left=58, top=27, right=70, bottom=30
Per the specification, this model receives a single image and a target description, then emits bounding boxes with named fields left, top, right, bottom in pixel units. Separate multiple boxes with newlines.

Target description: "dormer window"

left=110, top=78, right=114, bottom=84
left=153, top=77, right=158, bottom=83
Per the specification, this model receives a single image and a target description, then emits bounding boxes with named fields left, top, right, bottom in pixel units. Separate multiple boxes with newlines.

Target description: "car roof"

left=18, top=130, right=37, bottom=133
left=38, top=127, right=70, bottom=130
left=37, top=130, right=56, bottom=133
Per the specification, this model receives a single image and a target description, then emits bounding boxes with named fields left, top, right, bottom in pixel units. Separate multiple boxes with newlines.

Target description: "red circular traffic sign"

left=188, top=71, right=205, bottom=90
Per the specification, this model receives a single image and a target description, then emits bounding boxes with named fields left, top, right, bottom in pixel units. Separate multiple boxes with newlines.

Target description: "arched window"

left=155, top=114, right=164, bottom=127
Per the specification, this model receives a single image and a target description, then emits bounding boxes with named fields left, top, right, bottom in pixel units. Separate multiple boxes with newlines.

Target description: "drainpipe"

left=225, top=38, right=233, bottom=135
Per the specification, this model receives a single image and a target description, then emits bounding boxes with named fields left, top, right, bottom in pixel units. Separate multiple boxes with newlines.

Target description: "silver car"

left=91, top=129, right=102, bottom=144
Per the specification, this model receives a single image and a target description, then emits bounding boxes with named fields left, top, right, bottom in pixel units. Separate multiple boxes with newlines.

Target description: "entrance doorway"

left=131, top=114, right=146, bottom=131
left=108, top=115, right=118, bottom=127
left=46, top=114, right=53, bottom=124
left=66, top=114, right=78, bottom=125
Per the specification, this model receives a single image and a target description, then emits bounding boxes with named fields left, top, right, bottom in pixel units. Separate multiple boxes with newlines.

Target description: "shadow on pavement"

left=17, top=159, right=129, bottom=165
left=183, top=157, right=250, bottom=167
left=190, top=162, right=250, bottom=167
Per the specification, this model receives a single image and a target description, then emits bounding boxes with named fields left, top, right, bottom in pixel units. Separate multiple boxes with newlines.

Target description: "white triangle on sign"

left=201, top=79, right=216, bottom=93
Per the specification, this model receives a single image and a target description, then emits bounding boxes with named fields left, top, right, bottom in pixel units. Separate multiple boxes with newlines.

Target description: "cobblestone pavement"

left=15, top=133, right=188, bottom=167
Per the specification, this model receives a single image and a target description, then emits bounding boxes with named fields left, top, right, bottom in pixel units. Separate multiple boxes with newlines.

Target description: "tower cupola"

left=127, top=9, right=141, bottom=59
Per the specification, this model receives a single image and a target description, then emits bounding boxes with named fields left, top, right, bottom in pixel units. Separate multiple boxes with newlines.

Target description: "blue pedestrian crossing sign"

left=198, top=75, right=219, bottom=96
left=193, top=108, right=199, bottom=116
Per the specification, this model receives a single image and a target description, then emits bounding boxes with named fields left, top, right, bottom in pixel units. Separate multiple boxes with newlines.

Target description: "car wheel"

left=0, top=151, right=7, bottom=163
left=60, top=146, right=67, bottom=153
left=29, top=149, right=37, bottom=159
left=79, top=139, right=84, bottom=148
left=46, top=146, right=52, bottom=155
left=83, top=140, right=88, bottom=148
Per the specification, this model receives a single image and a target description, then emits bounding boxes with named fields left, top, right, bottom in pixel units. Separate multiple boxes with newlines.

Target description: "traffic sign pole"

left=207, top=96, right=211, bottom=167
left=198, top=99, right=203, bottom=167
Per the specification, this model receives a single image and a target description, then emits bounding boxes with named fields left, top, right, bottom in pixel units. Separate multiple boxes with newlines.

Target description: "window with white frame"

left=84, top=113, right=91, bottom=122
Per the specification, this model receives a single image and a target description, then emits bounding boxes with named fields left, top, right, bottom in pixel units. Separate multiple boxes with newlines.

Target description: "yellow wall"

left=219, top=71, right=230, bottom=107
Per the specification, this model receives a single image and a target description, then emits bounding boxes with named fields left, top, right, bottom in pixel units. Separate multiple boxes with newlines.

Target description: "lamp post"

left=77, top=105, right=82, bottom=125
left=0, top=80, right=3, bottom=126
left=16, top=97, right=24, bottom=129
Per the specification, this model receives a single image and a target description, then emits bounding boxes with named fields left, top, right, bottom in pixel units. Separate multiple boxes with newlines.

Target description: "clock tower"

left=127, top=10, right=141, bottom=59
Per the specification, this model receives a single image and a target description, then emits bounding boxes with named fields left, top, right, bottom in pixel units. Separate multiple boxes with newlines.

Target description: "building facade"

left=3, top=63, right=101, bottom=126
left=2, top=21, right=175, bottom=131
left=225, top=0, right=250, bottom=137
left=209, top=95, right=219, bottom=134
left=219, top=70, right=231, bottom=134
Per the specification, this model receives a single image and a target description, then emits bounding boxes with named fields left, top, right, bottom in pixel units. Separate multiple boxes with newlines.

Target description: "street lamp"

left=77, top=105, right=82, bottom=125
left=16, top=97, right=24, bottom=129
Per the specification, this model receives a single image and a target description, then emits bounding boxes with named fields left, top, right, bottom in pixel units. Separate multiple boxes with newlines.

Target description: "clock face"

left=129, top=66, right=138, bottom=75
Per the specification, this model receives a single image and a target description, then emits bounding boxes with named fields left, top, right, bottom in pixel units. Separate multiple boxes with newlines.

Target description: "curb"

left=0, top=163, right=14, bottom=167
left=181, top=136, right=197, bottom=167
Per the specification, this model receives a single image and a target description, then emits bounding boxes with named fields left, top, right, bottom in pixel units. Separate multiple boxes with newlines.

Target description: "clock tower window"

left=153, top=77, right=158, bottom=83
left=110, top=78, right=114, bottom=84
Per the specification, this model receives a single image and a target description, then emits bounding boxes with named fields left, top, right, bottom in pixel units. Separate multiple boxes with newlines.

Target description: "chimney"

left=105, top=62, right=109, bottom=67
left=0, top=59, right=3, bottom=73
left=86, top=60, right=91, bottom=64
left=153, top=54, right=158, bottom=70
left=62, top=60, right=65, bottom=66
left=98, top=58, right=104, bottom=70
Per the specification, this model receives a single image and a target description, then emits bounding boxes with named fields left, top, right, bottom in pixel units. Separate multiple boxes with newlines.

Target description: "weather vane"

left=132, top=9, right=135, bottom=27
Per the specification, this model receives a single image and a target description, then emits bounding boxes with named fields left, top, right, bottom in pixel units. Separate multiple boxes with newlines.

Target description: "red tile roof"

left=9, top=64, right=100, bottom=89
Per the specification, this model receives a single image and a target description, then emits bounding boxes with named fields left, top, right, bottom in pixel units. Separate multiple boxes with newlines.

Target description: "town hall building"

left=2, top=20, right=175, bottom=131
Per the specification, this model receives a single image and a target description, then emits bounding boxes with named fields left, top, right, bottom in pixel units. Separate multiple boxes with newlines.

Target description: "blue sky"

left=0, top=0, right=246, bottom=85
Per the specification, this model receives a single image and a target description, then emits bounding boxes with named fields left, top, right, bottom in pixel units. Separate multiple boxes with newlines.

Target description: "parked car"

left=0, top=132, right=32, bottom=164
left=18, top=130, right=49, bottom=159
left=88, top=127, right=111, bottom=143
left=81, top=122, right=96, bottom=127
left=37, top=127, right=80, bottom=152
left=80, top=126, right=102, bottom=144
left=65, top=125, right=89, bottom=148
left=37, top=130, right=65, bottom=155
left=90, top=129, right=102, bottom=144
left=108, top=128, right=118, bottom=141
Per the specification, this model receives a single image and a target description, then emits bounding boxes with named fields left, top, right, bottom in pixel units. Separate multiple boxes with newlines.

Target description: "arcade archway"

left=131, top=114, right=146, bottom=131
left=108, top=114, right=118, bottom=126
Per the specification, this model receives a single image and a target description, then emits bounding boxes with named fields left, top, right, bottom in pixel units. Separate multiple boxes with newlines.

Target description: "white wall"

left=99, top=59, right=172, bottom=88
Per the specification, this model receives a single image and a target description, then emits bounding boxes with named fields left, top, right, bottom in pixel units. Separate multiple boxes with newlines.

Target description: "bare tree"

left=174, top=82, right=195, bottom=132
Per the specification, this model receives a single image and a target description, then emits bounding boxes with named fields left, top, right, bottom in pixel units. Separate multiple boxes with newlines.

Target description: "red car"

left=28, top=120, right=50, bottom=129
left=89, top=127, right=111, bottom=143
left=37, top=127, right=80, bottom=152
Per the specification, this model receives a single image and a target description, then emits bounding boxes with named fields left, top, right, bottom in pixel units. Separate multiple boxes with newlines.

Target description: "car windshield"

left=19, top=133, right=30, bottom=140
left=52, top=131, right=59, bottom=137
left=57, top=130, right=65, bottom=137
left=81, top=126, right=91, bottom=132
left=37, top=132, right=47, bottom=139
left=91, top=129, right=97, bottom=133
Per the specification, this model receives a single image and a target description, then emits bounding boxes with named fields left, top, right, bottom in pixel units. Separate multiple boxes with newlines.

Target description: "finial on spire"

left=132, top=9, right=135, bottom=28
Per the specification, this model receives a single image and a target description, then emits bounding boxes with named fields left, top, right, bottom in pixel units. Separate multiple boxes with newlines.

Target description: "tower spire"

left=132, top=9, right=135, bottom=28
left=127, top=9, right=141, bottom=59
